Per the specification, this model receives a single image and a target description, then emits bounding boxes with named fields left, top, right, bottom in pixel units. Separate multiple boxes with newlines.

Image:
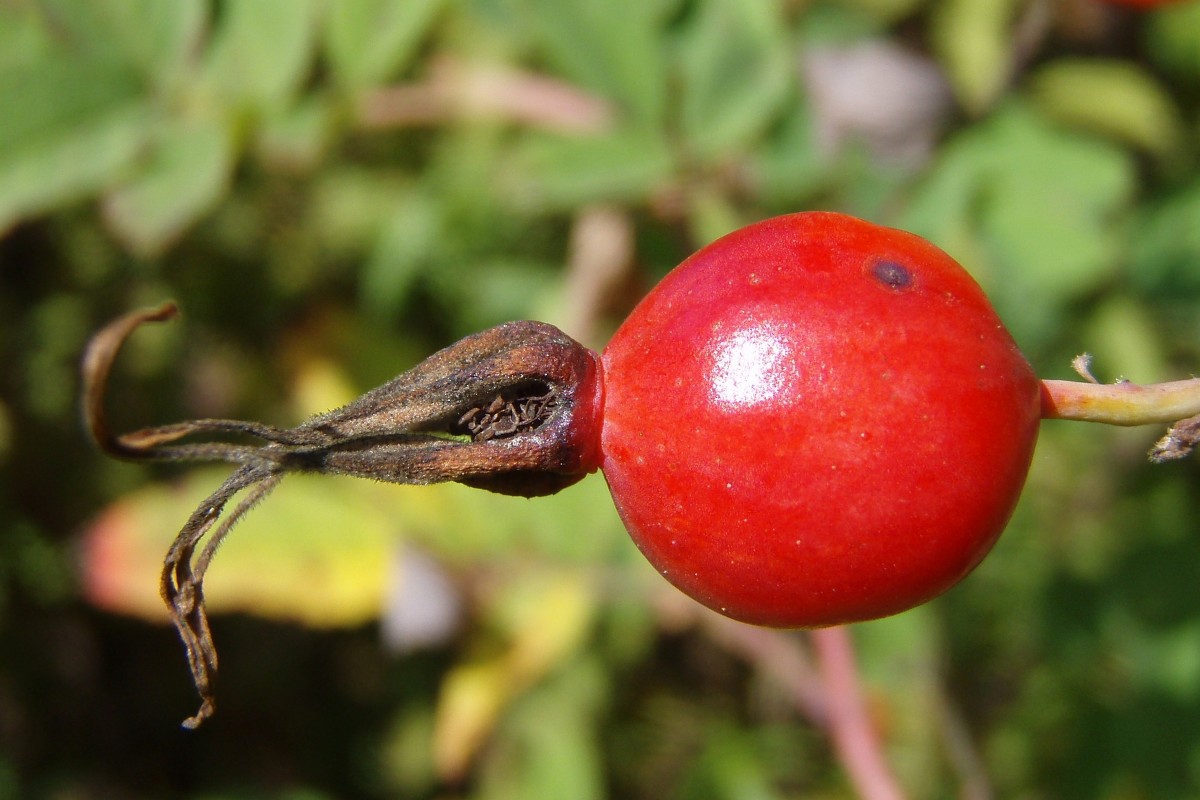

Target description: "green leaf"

left=900, top=103, right=1135, bottom=349
left=1128, top=181, right=1200, bottom=298
left=1028, top=59, right=1185, bottom=160
left=676, top=725, right=783, bottom=800
left=930, top=0, right=1021, bottom=114
left=1146, top=1, right=1200, bottom=80
left=36, top=0, right=206, bottom=89
left=256, top=95, right=334, bottom=170
left=325, top=0, right=446, bottom=87
left=0, top=52, right=138, bottom=153
left=0, top=5, right=54, bottom=71
left=517, top=0, right=666, bottom=128
left=854, top=612, right=947, bottom=794
left=103, top=117, right=235, bottom=256
left=749, top=102, right=832, bottom=207
left=1120, top=617, right=1200, bottom=702
left=686, top=187, right=746, bottom=247
left=836, top=0, right=925, bottom=24
left=360, top=189, right=443, bottom=318
left=980, top=110, right=1133, bottom=298
left=676, top=0, right=790, bottom=161
left=1081, top=296, right=1170, bottom=385
left=478, top=660, right=607, bottom=800
left=399, top=475, right=627, bottom=567
left=432, top=256, right=560, bottom=334
left=0, top=53, right=147, bottom=230
left=505, top=131, right=674, bottom=211
left=312, top=168, right=413, bottom=256
left=200, top=0, right=322, bottom=109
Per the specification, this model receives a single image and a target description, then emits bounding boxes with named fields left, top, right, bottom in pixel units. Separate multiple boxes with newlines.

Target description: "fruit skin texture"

left=599, top=212, right=1041, bottom=628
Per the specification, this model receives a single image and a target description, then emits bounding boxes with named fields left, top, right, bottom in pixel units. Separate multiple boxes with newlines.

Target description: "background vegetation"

left=2, top=0, right=1200, bottom=796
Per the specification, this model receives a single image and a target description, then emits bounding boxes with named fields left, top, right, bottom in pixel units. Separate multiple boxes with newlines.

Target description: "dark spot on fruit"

left=871, top=260, right=913, bottom=291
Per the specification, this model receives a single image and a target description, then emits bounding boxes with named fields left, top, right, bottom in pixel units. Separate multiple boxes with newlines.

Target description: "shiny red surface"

left=600, top=213, right=1041, bottom=627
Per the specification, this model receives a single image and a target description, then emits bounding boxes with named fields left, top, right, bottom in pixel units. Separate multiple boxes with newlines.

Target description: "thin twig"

left=560, top=205, right=635, bottom=348
left=357, top=57, right=614, bottom=134
left=809, top=627, right=906, bottom=800
left=934, top=683, right=993, bottom=800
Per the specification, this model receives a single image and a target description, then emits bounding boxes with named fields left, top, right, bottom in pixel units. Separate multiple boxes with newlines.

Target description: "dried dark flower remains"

left=82, top=303, right=603, bottom=728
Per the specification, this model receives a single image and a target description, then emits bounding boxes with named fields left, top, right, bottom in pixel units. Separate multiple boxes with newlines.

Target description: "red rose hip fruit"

left=600, top=212, right=1041, bottom=627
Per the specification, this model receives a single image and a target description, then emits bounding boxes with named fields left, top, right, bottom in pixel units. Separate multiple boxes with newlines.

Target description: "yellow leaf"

left=80, top=469, right=396, bottom=627
left=504, top=571, right=596, bottom=684
left=433, top=658, right=513, bottom=781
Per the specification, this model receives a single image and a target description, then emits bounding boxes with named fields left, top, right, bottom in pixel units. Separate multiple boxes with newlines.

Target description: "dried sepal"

left=1149, top=413, right=1200, bottom=463
left=82, top=304, right=604, bottom=727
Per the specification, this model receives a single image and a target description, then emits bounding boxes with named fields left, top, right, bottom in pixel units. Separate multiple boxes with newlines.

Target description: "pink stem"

left=1040, top=377, right=1200, bottom=426
left=809, top=626, right=906, bottom=800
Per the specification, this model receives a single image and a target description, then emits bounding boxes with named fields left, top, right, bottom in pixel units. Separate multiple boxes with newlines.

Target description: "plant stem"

left=810, top=626, right=906, bottom=800
left=1040, top=378, right=1200, bottom=426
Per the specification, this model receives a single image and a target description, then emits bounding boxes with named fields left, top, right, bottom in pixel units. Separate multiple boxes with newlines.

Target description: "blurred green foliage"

left=2, top=0, right=1200, bottom=797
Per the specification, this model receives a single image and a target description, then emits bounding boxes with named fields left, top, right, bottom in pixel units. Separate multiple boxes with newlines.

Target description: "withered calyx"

left=82, top=302, right=604, bottom=728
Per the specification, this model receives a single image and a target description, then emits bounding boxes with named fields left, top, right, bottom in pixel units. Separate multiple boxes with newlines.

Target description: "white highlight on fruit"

left=708, top=322, right=790, bottom=408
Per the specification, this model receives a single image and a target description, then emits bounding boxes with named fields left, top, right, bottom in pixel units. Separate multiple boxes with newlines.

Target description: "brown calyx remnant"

left=455, top=385, right=560, bottom=442
left=82, top=302, right=604, bottom=728
left=1150, top=413, right=1200, bottom=463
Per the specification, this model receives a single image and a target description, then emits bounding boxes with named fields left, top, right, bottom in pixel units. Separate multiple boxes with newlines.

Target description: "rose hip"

left=600, top=212, right=1042, bottom=626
